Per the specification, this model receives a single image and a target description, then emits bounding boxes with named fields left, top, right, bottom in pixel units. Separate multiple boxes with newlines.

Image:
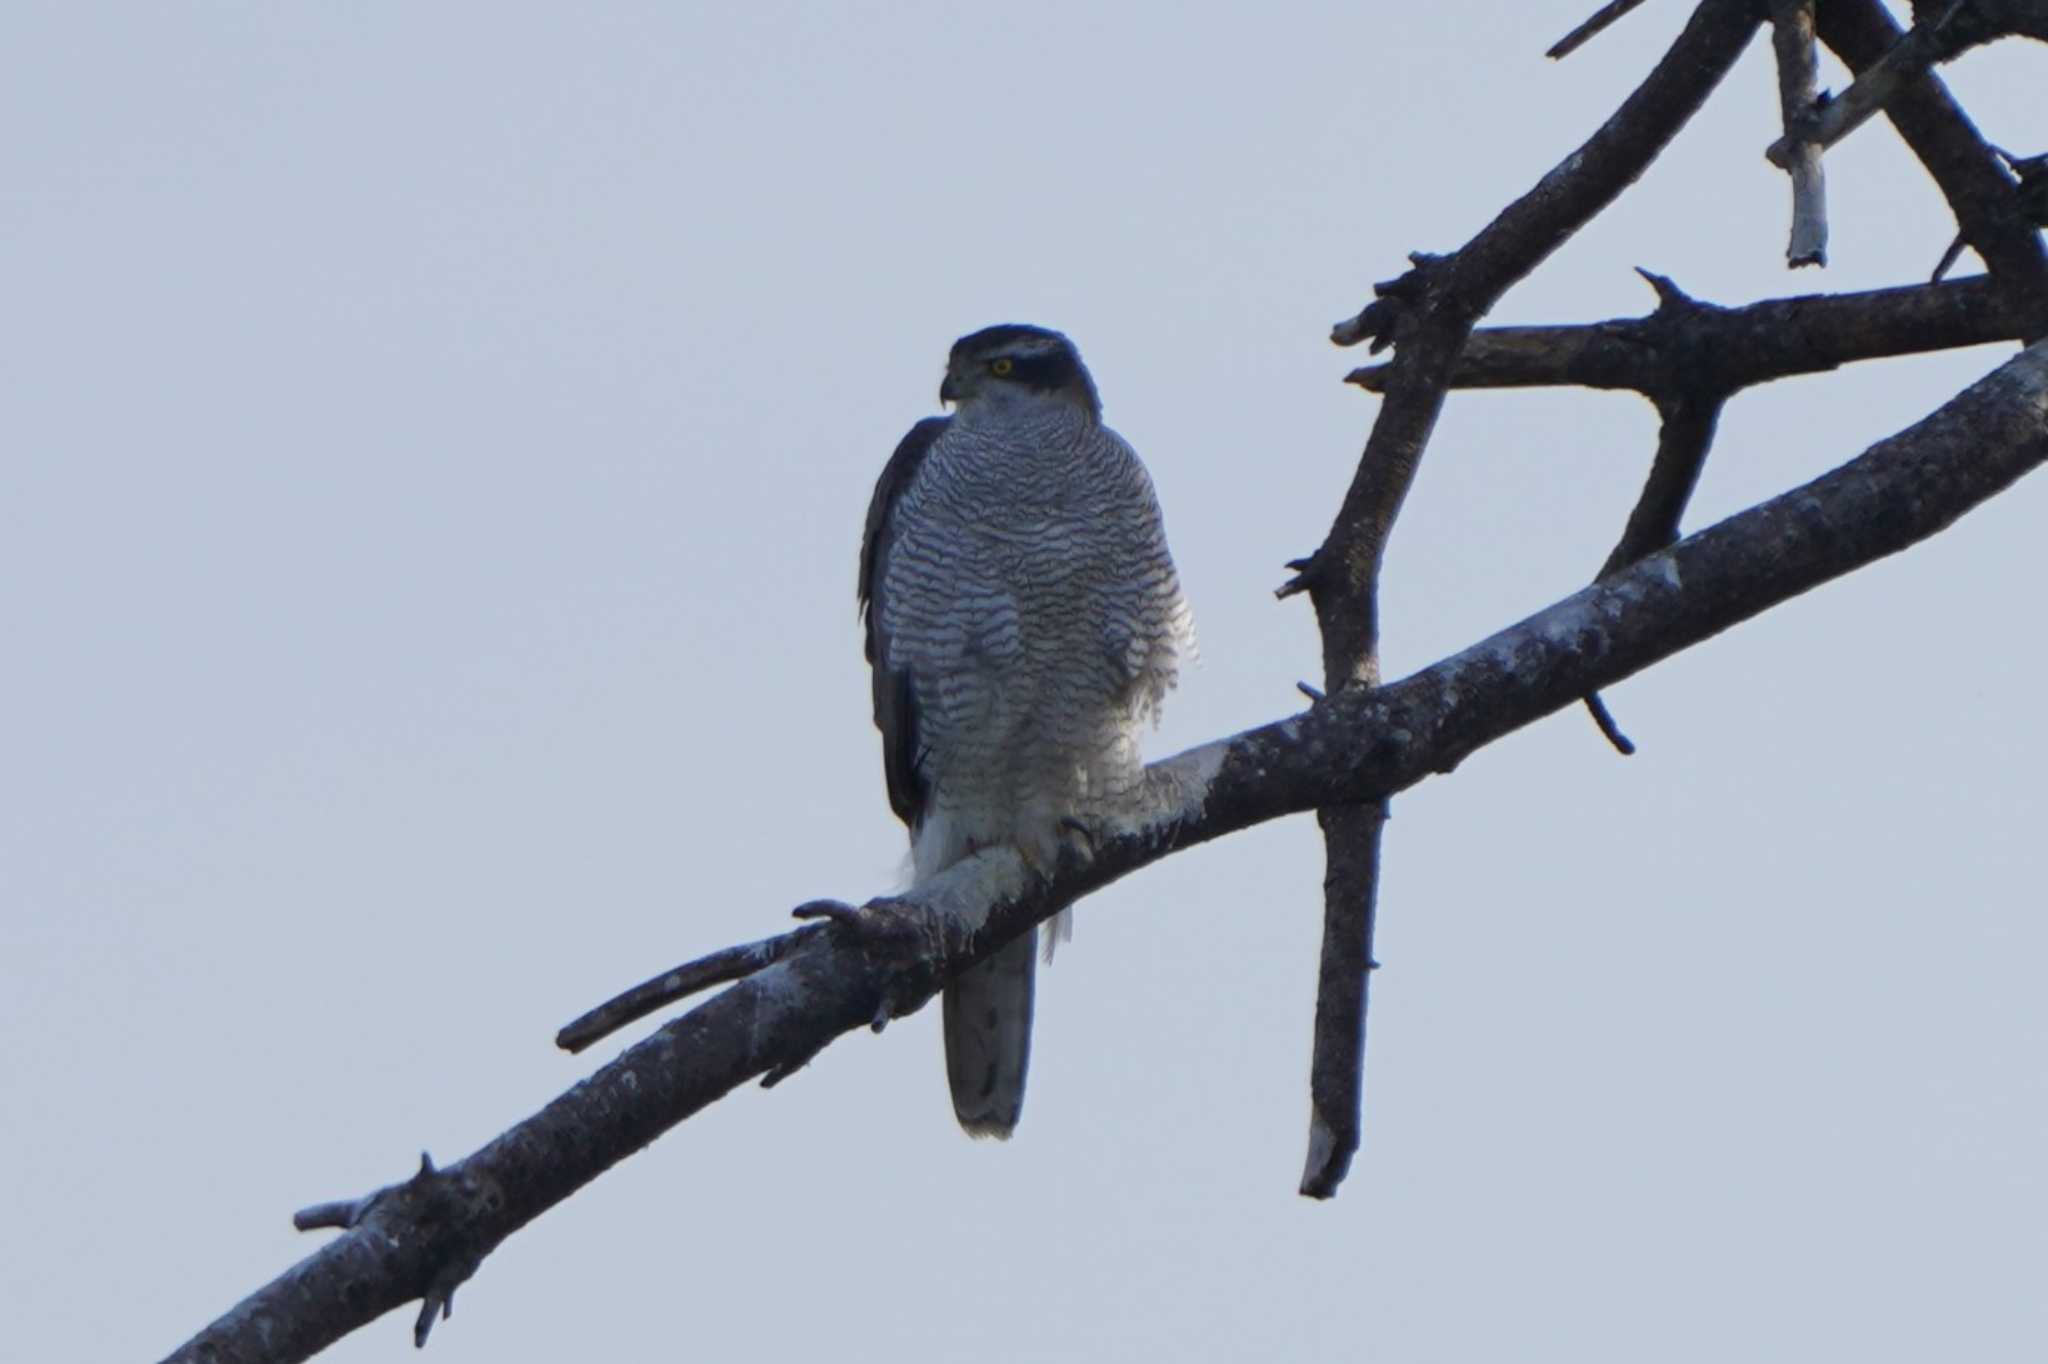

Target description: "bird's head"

left=939, top=324, right=1101, bottom=423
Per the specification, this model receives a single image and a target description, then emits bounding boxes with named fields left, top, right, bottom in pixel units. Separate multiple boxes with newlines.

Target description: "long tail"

left=942, top=928, right=1036, bottom=1138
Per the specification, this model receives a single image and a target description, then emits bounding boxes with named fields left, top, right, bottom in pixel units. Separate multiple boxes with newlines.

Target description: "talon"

left=792, top=898, right=862, bottom=926
left=1057, top=816, right=1098, bottom=851
left=792, top=896, right=922, bottom=952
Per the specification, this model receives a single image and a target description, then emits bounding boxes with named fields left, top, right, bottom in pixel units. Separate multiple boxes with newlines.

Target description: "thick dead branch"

left=1294, top=0, right=1762, bottom=1199
left=1345, top=275, right=2029, bottom=395
left=1300, top=799, right=1385, bottom=1198
left=1769, top=1, right=1829, bottom=267
left=1547, top=0, right=1652, bottom=60
left=168, top=337, right=2048, bottom=1363
left=1817, top=0, right=2048, bottom=336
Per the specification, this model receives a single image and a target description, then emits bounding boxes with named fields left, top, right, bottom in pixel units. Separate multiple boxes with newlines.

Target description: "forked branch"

left=1294, top=0, right=1763, bottom=1197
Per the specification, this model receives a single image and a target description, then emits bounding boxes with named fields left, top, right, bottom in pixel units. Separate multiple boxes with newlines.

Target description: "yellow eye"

left=990, top=357, right=1014, bottom=376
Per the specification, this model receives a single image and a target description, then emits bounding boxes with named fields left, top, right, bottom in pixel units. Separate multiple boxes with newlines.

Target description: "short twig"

left=1583, top=692, right=1638, bottom=755
left=291, top=1152, right=485, bottom=1349
left=1275, top=553, right=1318, bottom=601
left=1546, top=0, right=1651, bottom=60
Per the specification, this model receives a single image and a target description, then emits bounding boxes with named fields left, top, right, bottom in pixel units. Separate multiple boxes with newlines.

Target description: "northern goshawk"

left=858, top=324, right=1194, bottom=1137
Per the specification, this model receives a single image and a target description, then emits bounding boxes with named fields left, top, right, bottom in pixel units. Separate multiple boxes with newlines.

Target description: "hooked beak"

left=939, top=371, right=962, bottom=405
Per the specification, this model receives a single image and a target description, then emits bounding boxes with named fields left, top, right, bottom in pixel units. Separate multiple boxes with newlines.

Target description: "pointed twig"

left=1584, top=693, right=1638, bottom=754
left=1547, top=0, right=1652, bottom=60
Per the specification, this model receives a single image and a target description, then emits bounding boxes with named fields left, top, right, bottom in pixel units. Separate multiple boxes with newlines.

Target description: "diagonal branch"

left=1294, top=0, right=1763, bottom=1199
left=1580, top=386, right=1725, bottom=751
left=1599, top=393, right=1726, bottom=580
left=166, top=336, right=2048, bottom=1363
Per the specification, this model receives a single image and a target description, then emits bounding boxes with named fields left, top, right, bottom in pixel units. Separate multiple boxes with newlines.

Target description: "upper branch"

left=168, top=338, right=2048, bottom=1364
left=1344, top=275, right=2027, bottom=397
left=1766, top=0, right=2048, bottom=170
left=1307, top=0, right=1762, bottom=665
left=1817, top=0, right=2048, bottom=330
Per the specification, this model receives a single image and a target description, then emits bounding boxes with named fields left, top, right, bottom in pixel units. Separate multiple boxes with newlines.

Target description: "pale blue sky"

left=4, top=4, right=2042, bottom=1360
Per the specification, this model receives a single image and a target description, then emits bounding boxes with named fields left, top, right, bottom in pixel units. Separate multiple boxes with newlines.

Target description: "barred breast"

left=876, top=402, right=1193, bottom=877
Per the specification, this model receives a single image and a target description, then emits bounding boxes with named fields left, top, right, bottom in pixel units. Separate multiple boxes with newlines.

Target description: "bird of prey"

left=858, top=324, right=1194, bottom=1138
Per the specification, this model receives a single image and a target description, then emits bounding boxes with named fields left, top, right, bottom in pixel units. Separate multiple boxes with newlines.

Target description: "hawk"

left=858, top=324, right=1194, bottom=1138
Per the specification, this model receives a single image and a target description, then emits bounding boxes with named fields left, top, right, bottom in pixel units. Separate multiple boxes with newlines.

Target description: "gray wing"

left=859, top=415, right=950, bottom=830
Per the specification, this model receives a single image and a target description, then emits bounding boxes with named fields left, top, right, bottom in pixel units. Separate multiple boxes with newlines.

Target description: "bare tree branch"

left=1344, top=274, right=2030, bottom=396
left=1289, top=0, right=1763, bottom=1200
left=1765, top=0, right=2048, bottom=171
left=556, top=923, right=828, bottom=1054
left=1766, top=0, right=1970, bottom=167
left=1599, top=393, right=1726, bottom=579
left=1298, top=799, right=1385, bottom=1198
left=1770, top=0, right=1829, bottom=267
left=1577, top=386, right=1723, bottom=746
left=1581, top=376, right=1726, bottom=749
left=167, top=336, right=2048, bottom=1362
